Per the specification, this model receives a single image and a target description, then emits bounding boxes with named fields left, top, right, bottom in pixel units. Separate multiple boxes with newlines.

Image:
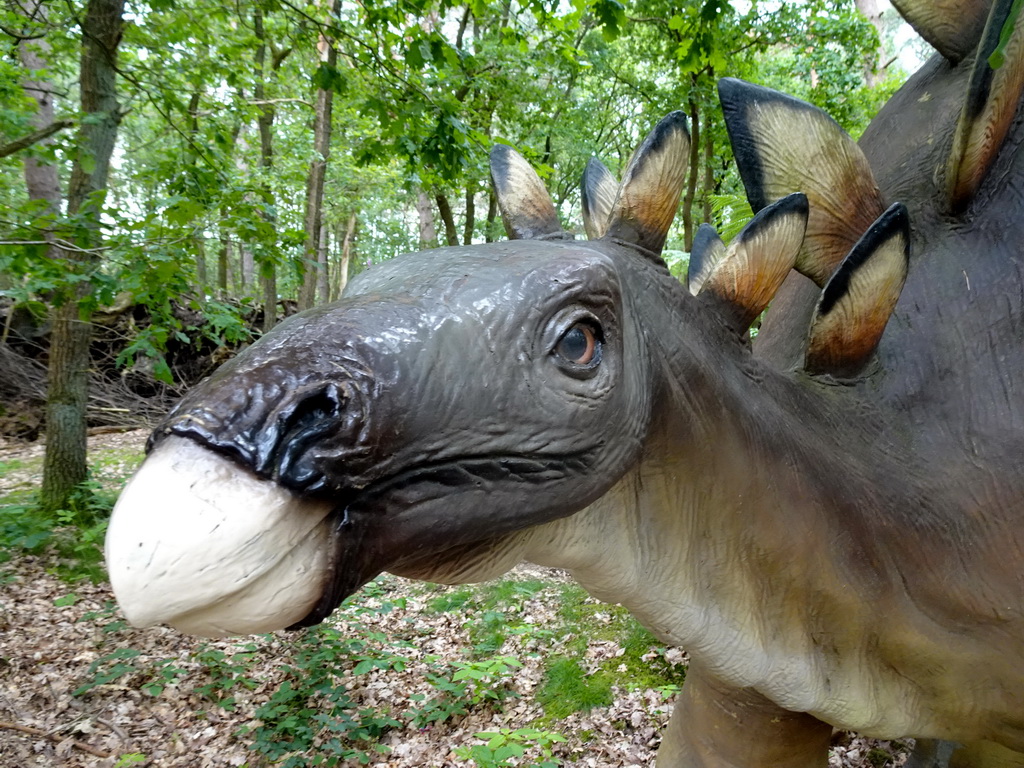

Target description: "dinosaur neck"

left=402, top=270, right=1024, bottom=737
left=521, top=342, right=973, bottom=697
left=526, top=344, right=1024, bottom=739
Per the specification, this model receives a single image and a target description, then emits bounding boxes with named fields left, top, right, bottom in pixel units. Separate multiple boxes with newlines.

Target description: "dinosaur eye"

left=554, top=322, right=602, bottom=368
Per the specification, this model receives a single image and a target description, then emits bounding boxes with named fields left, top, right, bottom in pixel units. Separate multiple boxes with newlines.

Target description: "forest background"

left=0, top=0, right=920, bottom=510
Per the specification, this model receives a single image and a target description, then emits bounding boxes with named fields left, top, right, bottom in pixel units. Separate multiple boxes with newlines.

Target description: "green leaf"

left=352, top=659, right=376, bottom=675
left=113, top=753, right=147, bottom=767
left=494, top=744, right=525, bottom=761
left=592, top=0, right=625, bottom=39
left=152, top=357, right=174, bottom=385
left=312, top=63, right=347, bottom=95
left=165, top=198, right=203, bottom=226
left=990, top=0, right=1024, bottom=69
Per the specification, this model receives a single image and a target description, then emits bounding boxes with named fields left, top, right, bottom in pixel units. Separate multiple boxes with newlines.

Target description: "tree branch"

left=249, top=97, right=314, bottom=109
left=0, top=22, right=47, bottom=39
left=0, top=118, right=74, bottom=158
left=0, top=721, right=112, bottom=759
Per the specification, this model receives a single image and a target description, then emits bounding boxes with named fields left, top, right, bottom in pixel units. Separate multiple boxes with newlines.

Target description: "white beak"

left=105, top=437, right=334, bottom=637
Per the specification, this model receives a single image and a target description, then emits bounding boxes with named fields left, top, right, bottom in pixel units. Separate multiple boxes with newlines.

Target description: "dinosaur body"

left=105, top=2, right=1024, bottom=765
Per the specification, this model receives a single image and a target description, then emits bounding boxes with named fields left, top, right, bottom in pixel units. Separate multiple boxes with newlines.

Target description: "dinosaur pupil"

left=556, top=324, right=600, bottom=366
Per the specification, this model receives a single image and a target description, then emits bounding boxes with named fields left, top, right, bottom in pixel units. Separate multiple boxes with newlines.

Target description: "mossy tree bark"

left=298, top=0, right=341, bottom=312
left=252, top=7, right=293, bottom=332
left=40, top=0, right=125, bottom=513
left=435, top=192, right=459, bottom=246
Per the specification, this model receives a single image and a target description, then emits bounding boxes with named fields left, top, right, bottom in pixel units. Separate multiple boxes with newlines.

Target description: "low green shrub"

left=0, top=477, right=115, bottom=581
left=192, top=643, right=261, bottom=710
left=242, top=624, right=405, bottom=767
left=455, top=727, right=566, bottom=768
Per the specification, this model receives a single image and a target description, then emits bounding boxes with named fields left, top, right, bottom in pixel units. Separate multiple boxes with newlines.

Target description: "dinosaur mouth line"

left=348, top=451, right=596, bottom=509
left=288, top=449, right=597, bottom=629
left=171, top=422, right=595, bottom=513
left=164, top=416, right=596, bottom=507
left=108, top=433, right=598, bottom=637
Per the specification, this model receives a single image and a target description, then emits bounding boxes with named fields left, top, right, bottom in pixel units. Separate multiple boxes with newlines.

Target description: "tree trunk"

left=262, top=265, right=277, bottom=331
left=463, top=184, right=476, bottom=245
left=316, top=222, right=330, bottom=303
left=217, top=219, right=230, bottom=297
left=682, top=91, right=701, bottom=251
left=240, top=246, right=254, bottom=295
left=193, top=234, right=208, bottom=296
left=216, top=116, right=242, bottom=298
left=703, top=126, right=714, bottom=224
left=18, top=2, right=61, bottom=219
left=485, top=190, right=498, bottom=242
left=233, top=126, right=254, bottom=296
left=41, top=0, right=125, bottom=512
left=416, top=189, right=437, bottom=248
left=336, top=212, right=356, bottom=298
left=855, top=0, right=886, bottom=88
left=186, top=89, right=208, bottom=296
left=435, top=192, right=459, bottom=246
left=298, top=0, right=341, bottom=311
left=254, top=7, right=279, bottom=332
left=17, top=0, right=62, bottom=314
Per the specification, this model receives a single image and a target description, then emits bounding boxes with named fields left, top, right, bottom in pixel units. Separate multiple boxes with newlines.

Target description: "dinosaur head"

left=104, top=113, right=692, bottom=637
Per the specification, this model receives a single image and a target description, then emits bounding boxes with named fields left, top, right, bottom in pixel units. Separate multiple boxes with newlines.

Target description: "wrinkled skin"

left=107, top=51, right=1024, bottom=768
left=750, top=52, right=1024, bottom=767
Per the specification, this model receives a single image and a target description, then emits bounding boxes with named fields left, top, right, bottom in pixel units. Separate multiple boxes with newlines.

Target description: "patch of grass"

left=0, top=458, right=26, bottom=475
left=468, top=609, right=508, bottom=655
left=427, top=578, right=554, bottom=658
left=537, top=656, right=613, bottom=718
left=428, top=587, right=476, bottom=613
left=89, top=447, right=146, bottom=490
left=554, top=583, right=592, bottom=626
left=0, top=477, right=115, bottom=581
left=550, top=583, right=684, bottom=691
left=613, top=621, right=687, bottom=689
left=478, top=578, right=547, bottom=607
left=89, top=446, right=144, bottom=468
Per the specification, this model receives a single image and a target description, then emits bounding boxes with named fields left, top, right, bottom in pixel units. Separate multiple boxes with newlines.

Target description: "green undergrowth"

left=68, top=577, right=564, bottom=766
left=422, top=577, right=686, bottom=723
left=0, top=457, right=27, bottom=475
left=87, top=446, right=147, bottom=490
left=537, top=656, right=614, bottom=718
left=62, top=571, right=687, bottom=767
left=0, top=443, right=144, bottom=581
left=0, top=476, right=118, bottom=582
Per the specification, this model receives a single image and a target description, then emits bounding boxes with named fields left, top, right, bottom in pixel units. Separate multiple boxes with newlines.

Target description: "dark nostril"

left=275, top=386, right=347, bottom=491
left=156, top=364, right=371, bottom=496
